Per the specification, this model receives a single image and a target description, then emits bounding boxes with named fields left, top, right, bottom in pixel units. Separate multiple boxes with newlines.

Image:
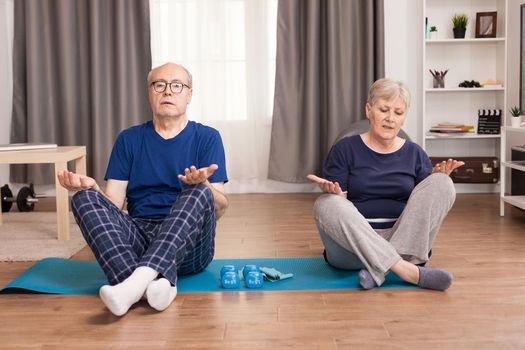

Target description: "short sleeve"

left=323, top=140, right=350, bottom=192
left=105, top=131, right=132, bottom=181
left=415, top=147, right=432, bottom=184
left=199, top=129, right=228, bottom=184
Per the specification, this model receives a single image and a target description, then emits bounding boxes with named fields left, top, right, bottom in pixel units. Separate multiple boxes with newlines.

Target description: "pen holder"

left=433, top=76, right=445, bottom=88
left=429, top=69, right=448, bottom=89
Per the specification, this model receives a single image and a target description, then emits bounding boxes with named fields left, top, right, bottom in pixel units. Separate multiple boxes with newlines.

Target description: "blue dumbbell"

left=220, top=265, right=237, bottom=277
left=245, top=271, right=264, bottom=288
left=221, top=271, right=240, bottom=289
left=242, top=264, right=260, bottom=280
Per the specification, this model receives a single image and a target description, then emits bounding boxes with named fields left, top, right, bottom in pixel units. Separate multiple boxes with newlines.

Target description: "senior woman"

left=308, top=78, right=464, bottom=291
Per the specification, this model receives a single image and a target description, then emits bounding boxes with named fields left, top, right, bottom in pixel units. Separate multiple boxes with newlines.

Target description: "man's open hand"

left=178, top=164, right=219, bottom=185
left=57, top=170, right=97, bottom=191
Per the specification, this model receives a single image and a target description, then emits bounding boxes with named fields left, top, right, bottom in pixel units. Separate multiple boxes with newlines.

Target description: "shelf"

left=502, top=161, right=525, bottom=172
left=501, top=126, right=525, bottom=133
left=423, top=0, right=507, bottom=197
left=425, top=38, right=505, bottom=44
left=425, top=133, right=501, bottom=140
left=426, top=87, right=505, bottom=92
left=501, top=195, right=525, bottom=211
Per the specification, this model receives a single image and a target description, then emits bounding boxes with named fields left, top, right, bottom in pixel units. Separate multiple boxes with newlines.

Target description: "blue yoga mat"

left=1, top=257, right=415, bottom=294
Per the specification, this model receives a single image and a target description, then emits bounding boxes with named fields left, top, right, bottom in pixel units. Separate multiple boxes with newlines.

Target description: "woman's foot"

left=391, top=260, right=452, bottom=291
left=358, top=269, right=377, bottom=290
left=417, top=266, right=452, bottom=291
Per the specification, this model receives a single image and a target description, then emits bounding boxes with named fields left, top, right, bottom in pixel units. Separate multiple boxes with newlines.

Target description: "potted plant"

left=509, top=106, right=522, bottom=128
left=452, top=14, right=468, bottom=39
left=429, top=26, right=438, bottom=40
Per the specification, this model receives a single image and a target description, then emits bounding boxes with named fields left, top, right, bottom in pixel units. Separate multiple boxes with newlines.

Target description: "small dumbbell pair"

left=220, top=264, right=264, bottom=289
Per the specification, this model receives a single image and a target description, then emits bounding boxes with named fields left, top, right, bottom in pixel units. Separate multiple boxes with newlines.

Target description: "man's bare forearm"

left=205, top=181, right=228, bottom=219
left=88, top=183, right=126, bottom=210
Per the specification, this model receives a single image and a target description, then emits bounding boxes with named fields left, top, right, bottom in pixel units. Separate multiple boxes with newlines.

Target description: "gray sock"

left=417, top=266, right=452, bottom=291
left=358, top=269, right=377, bottom=290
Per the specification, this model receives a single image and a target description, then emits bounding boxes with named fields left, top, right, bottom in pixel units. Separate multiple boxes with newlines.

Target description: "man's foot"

left=358, top=269, right=377, bottom=290
left=417, top=266, right=452, bottom=291
left=146, top=278, right=178, bottom=311
left=99, top=266, right=158, bottom=316
left=99, top=284, right=144, bottom=316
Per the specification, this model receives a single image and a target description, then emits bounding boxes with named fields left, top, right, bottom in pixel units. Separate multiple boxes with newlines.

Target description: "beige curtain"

left=11, top=0, right=151, bottom=184
left=268, top=0, right=384, bottom=183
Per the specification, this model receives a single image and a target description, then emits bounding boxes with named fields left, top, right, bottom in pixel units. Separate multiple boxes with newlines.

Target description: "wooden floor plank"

left=1, top=193, right=525, bottom=349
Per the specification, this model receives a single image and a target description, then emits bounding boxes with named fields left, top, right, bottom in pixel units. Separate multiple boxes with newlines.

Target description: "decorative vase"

left=453, top=28, right=466, bottom=39
left=429, top=31, right=438, bottom=40
left=511, top=116, right=522, bottom=128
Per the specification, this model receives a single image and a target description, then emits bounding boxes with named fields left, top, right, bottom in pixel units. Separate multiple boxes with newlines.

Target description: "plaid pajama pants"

left=71, top=184, right=216, bottom=286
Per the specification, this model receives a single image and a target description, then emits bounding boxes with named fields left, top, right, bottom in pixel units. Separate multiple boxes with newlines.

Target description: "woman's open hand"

left=432, top=158, right=465, bottom=176
left=307, top=174, right=345, bottom=196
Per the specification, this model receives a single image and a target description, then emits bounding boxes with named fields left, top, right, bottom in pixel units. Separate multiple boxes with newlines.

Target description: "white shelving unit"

left=500, top=126, right=525, bottom=215
left=422, top=0, right=507, bottom=193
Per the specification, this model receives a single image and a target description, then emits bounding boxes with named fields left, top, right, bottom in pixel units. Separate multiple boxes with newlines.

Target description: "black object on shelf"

left=477, top=109, right=501, bottom=134
left=458, top=80, right=481, bottom=88
left=511, top=146, right=525, bottom=195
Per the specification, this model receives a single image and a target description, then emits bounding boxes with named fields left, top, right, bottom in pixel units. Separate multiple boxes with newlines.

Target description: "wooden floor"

left=1, top=193, right=525, bottom=349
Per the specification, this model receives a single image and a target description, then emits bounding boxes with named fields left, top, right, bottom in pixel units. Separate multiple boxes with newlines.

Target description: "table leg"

left=55, top=161, right=70, bottom=240
left=75, top=154, right=87, bottom=175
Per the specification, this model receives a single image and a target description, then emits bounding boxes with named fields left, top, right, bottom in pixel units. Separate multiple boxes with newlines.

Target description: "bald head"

left=147, top=63, right=193, bottom=88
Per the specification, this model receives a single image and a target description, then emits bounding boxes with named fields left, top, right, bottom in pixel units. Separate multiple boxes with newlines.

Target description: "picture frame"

left=475, top=12, right=497, bottom=38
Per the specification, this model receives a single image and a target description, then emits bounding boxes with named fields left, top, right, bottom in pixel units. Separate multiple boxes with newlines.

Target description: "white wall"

left=0, top=0, right=13, bottom=185
left=508, top=0, right=521, bottom=109
left=506, top=0, right=524, bottom=192
left=384, top=0, right=423, bottom=144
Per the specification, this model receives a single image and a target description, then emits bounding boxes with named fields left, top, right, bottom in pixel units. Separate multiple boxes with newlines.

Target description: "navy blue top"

left=323, top=135, right=431, bottom=228
left=105, top=120, right=228, bottom=219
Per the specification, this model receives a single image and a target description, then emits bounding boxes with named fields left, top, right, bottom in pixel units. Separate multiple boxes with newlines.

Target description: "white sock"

left=99, top=266, right=158, bottom=316
left=146, top=278, right=178, bottom=312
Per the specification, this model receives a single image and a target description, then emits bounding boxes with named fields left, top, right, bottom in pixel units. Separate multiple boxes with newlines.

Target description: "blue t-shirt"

left=105, top=120, right=228, bottom=219
left=323, top=135, right=431, bottom=228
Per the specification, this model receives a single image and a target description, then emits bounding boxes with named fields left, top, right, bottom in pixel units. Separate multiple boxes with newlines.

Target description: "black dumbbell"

left=17, top=184, right=39, bottom=212
left=1, top=184, right=14, bottom=212
left=1, top=183, right=42, bottom=212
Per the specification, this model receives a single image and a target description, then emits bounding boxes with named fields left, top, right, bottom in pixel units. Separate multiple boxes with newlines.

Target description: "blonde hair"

left=367, top=78, right=410, bottom=109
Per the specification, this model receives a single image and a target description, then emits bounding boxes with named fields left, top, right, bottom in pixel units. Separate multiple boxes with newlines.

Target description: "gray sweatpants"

left=313, top=173, right=455, bottom=286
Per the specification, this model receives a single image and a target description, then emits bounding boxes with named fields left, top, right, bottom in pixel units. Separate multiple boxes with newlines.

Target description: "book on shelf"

left=0, top=143, right=58, bottom=152
left=429, top=123, right=475, bottom=133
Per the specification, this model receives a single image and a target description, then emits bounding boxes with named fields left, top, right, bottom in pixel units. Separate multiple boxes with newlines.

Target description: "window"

left=150, top=0, right=281, bottom=192
left=150, top=0, right=277, bottom=122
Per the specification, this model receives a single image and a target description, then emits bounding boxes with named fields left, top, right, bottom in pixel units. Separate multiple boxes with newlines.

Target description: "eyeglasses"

left=150, top=81, right=190, bottom=94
